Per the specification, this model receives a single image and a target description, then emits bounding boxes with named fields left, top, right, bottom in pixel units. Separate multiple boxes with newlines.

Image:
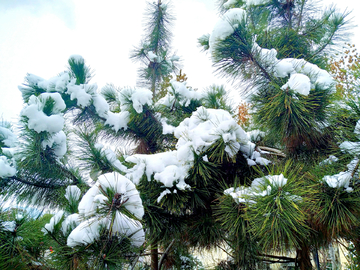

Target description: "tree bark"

left=151, top=242, right=159, bottom=270
left=296, top=244, right=312, bottom=270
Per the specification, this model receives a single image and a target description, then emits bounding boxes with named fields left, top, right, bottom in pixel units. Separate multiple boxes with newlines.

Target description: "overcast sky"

left=0, top=0, right=359, bottom=122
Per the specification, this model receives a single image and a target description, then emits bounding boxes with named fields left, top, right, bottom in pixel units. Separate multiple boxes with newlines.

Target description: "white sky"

left=0, top=0, right=359, bottom=122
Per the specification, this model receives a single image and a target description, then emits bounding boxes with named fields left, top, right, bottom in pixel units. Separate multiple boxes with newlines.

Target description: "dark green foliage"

left=161, top=245, right=204, bottom=270
left=215, top=195, right=260, bottom=269
left=8, top=1, right=358, bottom=269
left=42, top=96, right=58, bottom=116
left=135, top=1, right=174, bottom=56
left=18, top=74, right=47, bottom=103
left=202, top=85, right=233, bottom=112
left=68, top=56, right=93, bottom=85
left=328, top=98, right=360, bottom=144
left=74, top=126, right=117, bottom=177
left=253, top=85, right=334, bottom=153
left=305, top=159, right=360, bottom=242
left=312, top=183, right=360, bottom=240
left=5, top=125, right=83, bottom=207
left=212, top=20, right=256, bottom=82
left=207, top=0, right=352, bottom=156
left=48, top=227, right=139, bottom=270
left=130, top=1, right=180, bottom=94
left=0, top=208, right=51, bottom=269
left=258, top=165, right=309, bottom=249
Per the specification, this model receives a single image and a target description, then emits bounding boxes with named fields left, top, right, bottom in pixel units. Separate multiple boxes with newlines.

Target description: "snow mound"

left=78, top=172, right=144, bottom=219
left=68, top=172, right=145, bottom=248
left=21, top=94, right=65, bottom=133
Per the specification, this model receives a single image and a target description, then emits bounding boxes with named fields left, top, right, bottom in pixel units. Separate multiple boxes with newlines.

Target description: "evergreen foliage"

left=198, top=0, right=360, bottom=269
left=1, top=1, right=360, bottom=270
left=131, top=0, right=180, bottom=95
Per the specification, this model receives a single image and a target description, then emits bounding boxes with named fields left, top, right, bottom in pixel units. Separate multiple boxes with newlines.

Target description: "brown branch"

left=257, top=146, right=286, bottom=158
left=216, top=244, right=234, bottom=258
left=158, top=239, right=175, bottom=270
left=259, top=253, right=296, bottom=262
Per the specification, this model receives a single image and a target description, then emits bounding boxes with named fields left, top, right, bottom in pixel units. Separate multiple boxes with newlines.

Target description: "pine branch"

left=158, top=239, right=175, bottom=269
left=259, top=253, right=296, bottom=262
left=8, top=176, right=66, bottom=189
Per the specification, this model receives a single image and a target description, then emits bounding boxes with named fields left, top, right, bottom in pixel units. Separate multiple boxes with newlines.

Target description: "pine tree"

left=199, top=0, right=360, bottom=269
left=131, top=0, right=180, bottom=97
left=0, top=1, right=268, bottom=269
left=2, top=1, right=360, bottom=269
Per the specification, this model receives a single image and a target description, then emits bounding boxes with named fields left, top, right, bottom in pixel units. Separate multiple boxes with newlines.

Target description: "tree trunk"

left=151, top=242, right=159, bottom=270
left=312, top=248, right=320, bottom=270
left=296, top=244, right=312, bottom=270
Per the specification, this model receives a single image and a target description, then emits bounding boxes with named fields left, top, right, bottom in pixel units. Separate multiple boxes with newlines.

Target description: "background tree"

left=131, top=0, right=180, bottom=96
left=329, top=43, right=360, bottom=98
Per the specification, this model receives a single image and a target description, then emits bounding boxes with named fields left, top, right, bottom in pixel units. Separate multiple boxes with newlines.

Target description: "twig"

left=158, top=239, right=175, bottom=270
left=257, top=146, right=286, bottom=158
left=216, top=244, right=234, bottom=258
left=258, top=253, right=295, bottom=262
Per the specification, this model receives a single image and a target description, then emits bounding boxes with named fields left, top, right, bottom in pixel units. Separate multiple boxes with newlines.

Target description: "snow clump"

left=67, top=172, right=145, bottom=248
left=225, top=174, right=301, bottom=205
left=65, top=185, right=81, bottom=202
left=157, top=80, right=203, bottom=108
left=209, top=8, right=246, bottom=58
left=0, top=157, right=16, bottom=177
left=0, top=125, right=18, bottom=148
left=42, top=210, right=65, bottom=234
left=41, top=131, right=67, bottom=158
left=126, top=106, right=269, bottom=203
left=253, top=43, right=334, bottom=95
left=20, top=94, right=65, bottom=133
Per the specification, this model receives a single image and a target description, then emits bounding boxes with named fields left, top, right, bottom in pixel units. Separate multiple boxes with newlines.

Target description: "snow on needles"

left=209, top=8, right=246, bottom=58
left=43, top=173, right=145, bottom=248
left=65, top=185, right=81, bottom=202
left=102, top=87, right=153, bottom=131
left=156, top=80, right=203, bottom=108
left=66, top=82, right=95, bottom=108
left=252, top=44, right=334, bottom=96
left=68, top=172, right=145, bottom=247
left=208, top=6, right=333, bottom=96
left=119, top=88, right=153, bottom=114
left=41, top=131, right=67, bottom=158
left=78, top=172, right=144, bottom=219
left=224, top=174, right=301, bottom=205
left=0, top=156, right=16, bottom=178
left=0, top=126, right=17, bottom=148
left=321, top=120, right=360, bottom=192
left=125, top=106, right=265, bottom=203
left=21, top=94, right=65, bottom=133
left=19, top=55, right=157, bottom=136
left=0, top=124, right=17, bottom=178
left=175, top=107, right=249, bottom=157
